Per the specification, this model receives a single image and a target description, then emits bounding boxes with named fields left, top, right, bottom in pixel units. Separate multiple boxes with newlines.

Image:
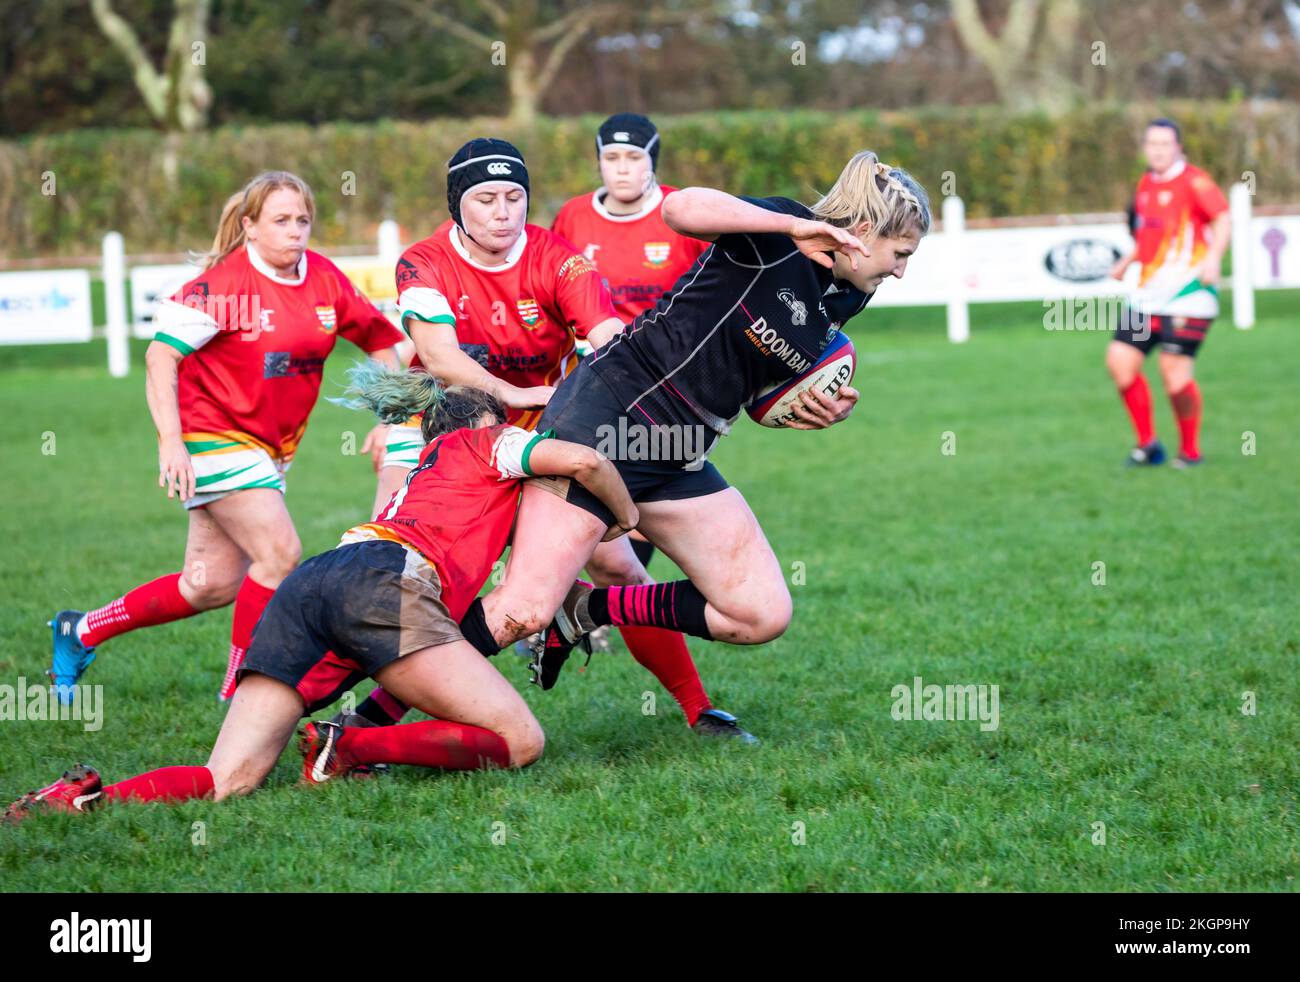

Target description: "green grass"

left=1, top=294, right=1297, bottom=891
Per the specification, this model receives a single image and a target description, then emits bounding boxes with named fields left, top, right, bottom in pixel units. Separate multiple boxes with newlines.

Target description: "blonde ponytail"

left=812, top=151, right=931, bottom=241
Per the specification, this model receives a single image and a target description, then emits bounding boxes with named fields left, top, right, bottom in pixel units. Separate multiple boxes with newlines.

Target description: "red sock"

left=101, top=765, right=214, bottom=804
left=1119, top=375, right=1156, bottom=446
left=79, top=572, right=200, bottom=648
left=219, top=576, right=277, bottom=700
left=1170, top=381, right=1202, bottom=459
left=337, top=719, right=510, bottom=770
left=617, top=626, right=712, bottom=726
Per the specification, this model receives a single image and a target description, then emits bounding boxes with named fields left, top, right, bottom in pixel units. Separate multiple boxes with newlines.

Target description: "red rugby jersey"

left=154, top=246, right=403, bottom=460
left=367, top=424, right=552, bottom=620
left=395, top=221, right=615, bottom=430
left=551, top=185, right=709, bottom=321
left=1133, top=162, right=1228, bottom=284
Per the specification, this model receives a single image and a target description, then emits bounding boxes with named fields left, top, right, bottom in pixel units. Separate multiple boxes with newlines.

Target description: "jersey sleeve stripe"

left=398, top=287, right=456, bottom=329
left=153, top=297, right=220, bottom=352
left=521, top=428, right=555, bottom=477
left=154, top=332, right=196, bottom=356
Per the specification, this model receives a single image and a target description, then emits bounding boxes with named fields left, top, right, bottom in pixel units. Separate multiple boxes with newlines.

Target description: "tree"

left=950, top=0, right=1082, bottom=111
left=89, top=0, right=212, bottom=182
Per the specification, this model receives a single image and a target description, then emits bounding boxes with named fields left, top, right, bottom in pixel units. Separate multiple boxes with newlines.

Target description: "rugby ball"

left=746, top=331, right=856, bottom=428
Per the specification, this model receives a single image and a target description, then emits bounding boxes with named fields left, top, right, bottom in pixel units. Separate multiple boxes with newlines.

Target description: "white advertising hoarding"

left=0, top=270, right=94, bottom=344
left=1251, top=215, right=1300, bottom=289
left=866, top=223, right=1138, bottom=308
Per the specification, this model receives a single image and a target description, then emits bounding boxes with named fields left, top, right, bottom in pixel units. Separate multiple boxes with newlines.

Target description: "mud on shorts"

left=238, top=536, right=461, bottom=714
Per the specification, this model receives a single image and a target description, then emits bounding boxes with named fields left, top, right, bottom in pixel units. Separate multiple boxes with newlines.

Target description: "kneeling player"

left=6, top=375, right=638, bottom=820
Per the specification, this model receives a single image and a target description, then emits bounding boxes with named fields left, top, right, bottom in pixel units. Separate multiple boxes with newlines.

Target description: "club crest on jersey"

left=516, top=298, right=541, bottom=327
left=778, top=288, right=808, bottom=326
left=1157, top=189, right=1174, bottom=207
left=314, top=304, right=337, bottom=333
left=643, top=242, right=671, bottom=268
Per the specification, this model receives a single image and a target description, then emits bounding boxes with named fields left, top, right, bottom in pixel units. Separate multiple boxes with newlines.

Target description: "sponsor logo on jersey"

left=264, top=352, right=327, bottom=379
left=314, top=304, right=337, bottom=333
left=777, top=288, right=808, bottom=325
left=558, top=253, right=597, bottom=283
left=396, top=257, right=421, bottom=288
left=516, top=298, right=541, bottom=327
left=459, top=342, right=490, bottom=368
left=643, top=242, right=671, bottom=268
left=486, top=161, right=512, bottom=175
left=743, top=317, right=812, bottom=375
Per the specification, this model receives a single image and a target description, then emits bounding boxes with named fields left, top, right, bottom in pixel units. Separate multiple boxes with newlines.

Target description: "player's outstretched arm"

left=663, top=188, right=868, bottom=269
left=662, top=187, right=795, bottom=242
left=527, top=439, right=638, bottom=538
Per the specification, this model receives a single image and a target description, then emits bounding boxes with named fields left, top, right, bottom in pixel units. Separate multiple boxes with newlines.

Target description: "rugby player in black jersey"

left=452, top=151, right=932, bottom=701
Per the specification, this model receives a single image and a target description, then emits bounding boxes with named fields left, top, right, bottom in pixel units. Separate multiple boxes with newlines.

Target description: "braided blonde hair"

left=812, top=151, right=931, bottom=241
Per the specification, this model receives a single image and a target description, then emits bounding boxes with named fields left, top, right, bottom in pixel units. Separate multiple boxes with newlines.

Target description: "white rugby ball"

left=746, top=331, right=856, bottom=428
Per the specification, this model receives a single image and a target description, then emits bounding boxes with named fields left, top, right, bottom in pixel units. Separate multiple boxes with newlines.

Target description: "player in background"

left=1106, top=118, right=1230, bottom=467
left=47, top=171, right=403, bottom=703
left=354, top=138, right=745, bottom=741
left=549, top=114, right=737, bottom=732
left=452, top=153, right=930, bottom=695
left=7, top=374, right=641, bottom=821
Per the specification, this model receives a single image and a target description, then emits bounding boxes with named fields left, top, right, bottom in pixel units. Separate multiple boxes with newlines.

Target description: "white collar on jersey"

left=450, top=224, right=529, bottom=272
left=1151, top=158, right=1187, bottom=183
left=591, top=184, right=664, bottom=223
left=245, top=242, right=307, bottom=285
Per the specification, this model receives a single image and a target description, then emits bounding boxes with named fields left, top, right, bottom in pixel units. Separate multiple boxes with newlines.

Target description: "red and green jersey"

left=395, top=221, right=616, bottom=431
left=357, top=423, right=552, bottom=620
left=154, top=245, right=402, bottom=460
left=551, top=185, right=709, bottom=322
left=1132, top=162, right=1228, bottom=317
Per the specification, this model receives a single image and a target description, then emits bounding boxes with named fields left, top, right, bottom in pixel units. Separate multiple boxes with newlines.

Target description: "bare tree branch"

left=395, top=0, right=496, bottom=50
left=89, top=0, right=167, bottom=120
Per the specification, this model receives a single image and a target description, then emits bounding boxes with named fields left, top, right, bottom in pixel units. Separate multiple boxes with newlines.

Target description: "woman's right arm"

left=144, top=340, right=195, bottom=499
left=526, top=439, right=638, bottom=538
left=406, top=318, right=553, bottom=410
left=663, top=187, right=869, bottom=269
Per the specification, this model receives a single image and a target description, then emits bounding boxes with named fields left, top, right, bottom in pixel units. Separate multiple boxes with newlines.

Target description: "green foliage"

left=2, top=102, right=1298, bottom=257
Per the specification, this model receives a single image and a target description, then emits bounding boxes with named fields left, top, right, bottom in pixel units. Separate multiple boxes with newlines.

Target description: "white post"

left=378, top=219, right=401, bottom=265
left=943, top=195, right=969, bottom=343
left=103, top=231, right=129, bottom=377
left=1229, top=182, right=1254, bottom=329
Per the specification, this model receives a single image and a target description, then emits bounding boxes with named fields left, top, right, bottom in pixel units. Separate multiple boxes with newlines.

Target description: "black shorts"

left=240, top=539, right=462, bottom=713
left=1113, top=309, right=1213, bottom=357
left=538, top=358, right=730, bottom=526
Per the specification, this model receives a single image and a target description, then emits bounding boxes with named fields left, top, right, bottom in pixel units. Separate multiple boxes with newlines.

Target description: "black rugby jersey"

left=587, top=196, right=870, bottom=453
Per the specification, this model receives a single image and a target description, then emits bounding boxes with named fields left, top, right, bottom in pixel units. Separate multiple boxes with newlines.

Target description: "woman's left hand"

left=361, top=423, right=390, bottom=472
left=784, top=385, right=859, bottom=430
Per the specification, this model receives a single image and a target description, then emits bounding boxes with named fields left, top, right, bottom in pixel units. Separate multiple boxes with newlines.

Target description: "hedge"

left=2, top=102, right=1297, bottom=257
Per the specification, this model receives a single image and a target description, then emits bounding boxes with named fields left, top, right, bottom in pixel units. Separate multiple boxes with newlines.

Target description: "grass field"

left=1, top=292, right=1296, bottom=892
